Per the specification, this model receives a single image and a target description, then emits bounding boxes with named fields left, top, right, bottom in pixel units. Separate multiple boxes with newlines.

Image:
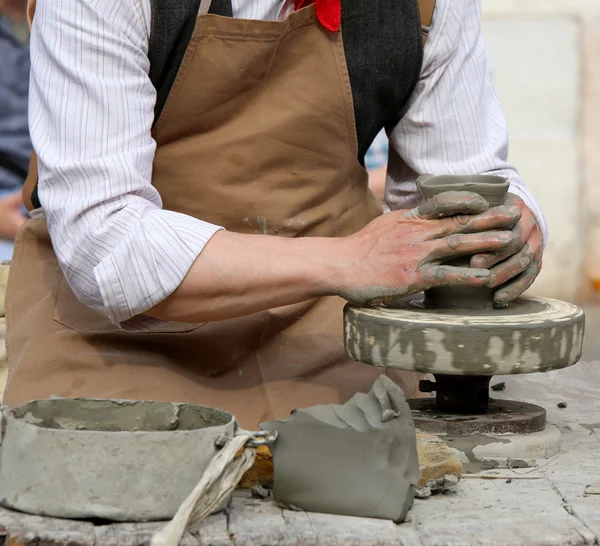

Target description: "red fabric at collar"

left=294, top=0, right=341, bottom=32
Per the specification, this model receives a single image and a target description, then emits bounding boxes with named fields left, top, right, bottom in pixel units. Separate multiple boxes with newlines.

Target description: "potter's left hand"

left=0, top=191, right=26, bottom=241
left=470, top=194, right=542, bottom=305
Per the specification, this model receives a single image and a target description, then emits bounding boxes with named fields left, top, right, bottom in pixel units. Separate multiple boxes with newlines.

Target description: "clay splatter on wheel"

left=344, top=295, right=584, bottom=376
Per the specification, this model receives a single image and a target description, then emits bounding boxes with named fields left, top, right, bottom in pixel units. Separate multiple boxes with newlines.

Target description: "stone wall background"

left=481, top=0, right=600, bottom=302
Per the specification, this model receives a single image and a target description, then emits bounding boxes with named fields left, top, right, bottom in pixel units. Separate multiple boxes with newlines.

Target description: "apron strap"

left=418, top=0, right=436, bottom=43
left=199, top=0, right=213, bottom=15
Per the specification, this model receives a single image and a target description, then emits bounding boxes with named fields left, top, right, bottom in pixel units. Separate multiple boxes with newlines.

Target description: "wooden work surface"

left=1, top=309, right=600, bottom=546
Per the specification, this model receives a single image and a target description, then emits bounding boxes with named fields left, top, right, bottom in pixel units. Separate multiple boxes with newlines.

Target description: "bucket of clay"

left=0, top=398, right=236, bottom=521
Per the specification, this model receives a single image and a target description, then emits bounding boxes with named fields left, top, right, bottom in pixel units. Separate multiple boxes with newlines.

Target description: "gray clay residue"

left=581, top=423, right=600, bottom=432
left=445, top=435, right=511, bottom=473
left=13, top=398, right=232, bottom=432
left=344, top=296, right=585, bottom=376
left=388, top=295, right=549, bottom=317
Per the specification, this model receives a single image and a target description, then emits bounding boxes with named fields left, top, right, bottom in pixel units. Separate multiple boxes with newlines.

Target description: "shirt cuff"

left=93, top=209, right=223, bottom=327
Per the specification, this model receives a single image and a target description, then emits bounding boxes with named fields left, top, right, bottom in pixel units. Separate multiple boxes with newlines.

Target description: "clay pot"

left=416, top=174, right=510, bottom=310
left=416, top=174, right=509, bottom=207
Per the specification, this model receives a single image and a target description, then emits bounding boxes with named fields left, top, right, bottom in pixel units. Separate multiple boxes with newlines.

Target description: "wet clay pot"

left=417, top=174, right=510, bottom=207
left=416, top=174, right=510, bottom=310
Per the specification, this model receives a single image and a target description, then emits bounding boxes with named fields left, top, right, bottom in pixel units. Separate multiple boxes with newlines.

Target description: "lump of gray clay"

left=261, top=375, right=419, bottom=522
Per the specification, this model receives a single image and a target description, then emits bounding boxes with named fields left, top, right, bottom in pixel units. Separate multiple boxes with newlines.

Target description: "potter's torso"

left=5, top=0, right=425, bottom=427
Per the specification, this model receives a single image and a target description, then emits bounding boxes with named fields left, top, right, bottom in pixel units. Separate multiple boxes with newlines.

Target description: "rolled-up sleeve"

left=385, top=0, right=548, bottom=247
left=29, top=0, right=223, bottom=325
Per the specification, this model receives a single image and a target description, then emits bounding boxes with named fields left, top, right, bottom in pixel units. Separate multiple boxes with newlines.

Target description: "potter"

left=4, top=0, right=547, bottom=430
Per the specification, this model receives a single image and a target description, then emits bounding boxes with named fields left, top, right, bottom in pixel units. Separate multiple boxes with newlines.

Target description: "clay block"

left=239, top=432, right=462, bottom=491
left=261, top=376, right=419, bottom=522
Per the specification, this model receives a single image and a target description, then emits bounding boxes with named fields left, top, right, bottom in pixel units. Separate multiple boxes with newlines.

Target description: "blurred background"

left=482, top=0, right=600, bottom=304
left=0, top=0, right=29, bottom=263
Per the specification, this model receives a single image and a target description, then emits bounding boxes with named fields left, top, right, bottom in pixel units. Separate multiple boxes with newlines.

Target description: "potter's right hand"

left=336, top=191, right=521, bottom=304
left=147, top=192, right=520, bottom=324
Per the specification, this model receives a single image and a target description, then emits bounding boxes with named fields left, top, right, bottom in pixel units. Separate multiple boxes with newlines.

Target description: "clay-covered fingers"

left=486, top=243, right=537, bottom=288
left=470, top=193, right=534, bottom=269
left=426, top=231, right=514, bottom=262
left=493, top=260, right=542, bottom=304
left=469, top=226, right=526, bottom=269
left=489, top=232, right=543, bottom=303
left=432, top=205, right=521, bottom=238
left=407, top=191, right=489, bottom=220
left=471, top=193, right=544, bottom=303
left=417, top=265, right=491, bottom=289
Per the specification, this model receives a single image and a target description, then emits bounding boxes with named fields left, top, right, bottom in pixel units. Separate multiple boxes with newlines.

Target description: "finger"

left=427, top=231, right=514, bottom=261
left=470, top=251, right=499, bottom=270
left=487, top=246, right=536, bottom=288
left=493, top=261, right=542, bottom=304
left=433, top=205, right=521, bottom=238
left=470, top=222, right=530, bottom=269
left=418, top=265, right=491, bottom=289
left=410, top=191, right=489, bottom=220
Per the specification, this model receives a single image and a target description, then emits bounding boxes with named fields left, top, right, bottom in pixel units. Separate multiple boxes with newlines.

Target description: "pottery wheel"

left=344, top=175, right=586, bottom=440
left=408, top=398, right=546, bottom=435
left=344, top=295, right=584, bottom=376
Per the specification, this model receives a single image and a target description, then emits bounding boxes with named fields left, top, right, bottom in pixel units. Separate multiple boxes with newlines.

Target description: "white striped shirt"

left=29, top=0, right=547, bottom=327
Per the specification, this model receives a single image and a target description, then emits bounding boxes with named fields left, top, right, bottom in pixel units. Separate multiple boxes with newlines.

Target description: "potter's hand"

left=337, top=191, right=521, bottom=304
left=0, top=191, right=26, bottom=241
left=470, top=193, right=542, bottom=305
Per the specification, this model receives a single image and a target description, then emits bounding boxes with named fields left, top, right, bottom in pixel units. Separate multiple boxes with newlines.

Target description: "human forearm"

left=147, top=230, right=341, bottom=322
left=149, top=193, right=521, bottom=322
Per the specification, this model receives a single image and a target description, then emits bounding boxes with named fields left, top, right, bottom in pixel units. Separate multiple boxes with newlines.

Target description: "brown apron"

left=5, top=2, right=422, bottom=428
